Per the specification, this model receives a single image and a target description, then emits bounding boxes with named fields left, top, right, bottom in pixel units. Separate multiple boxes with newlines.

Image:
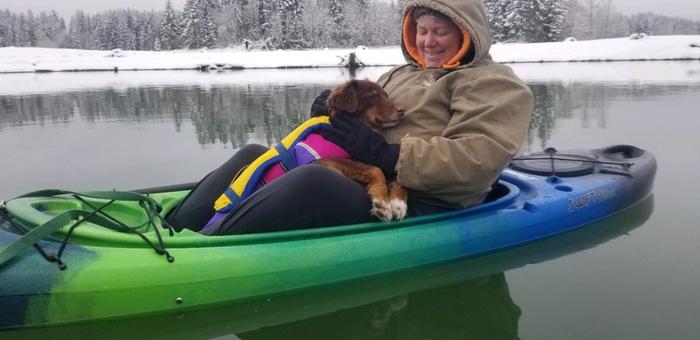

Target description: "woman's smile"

left=415, top=15, right=462, bottom=68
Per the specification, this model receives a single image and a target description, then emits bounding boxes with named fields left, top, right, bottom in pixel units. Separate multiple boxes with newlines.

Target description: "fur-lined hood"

left=400, top=0, right=493, bottom=68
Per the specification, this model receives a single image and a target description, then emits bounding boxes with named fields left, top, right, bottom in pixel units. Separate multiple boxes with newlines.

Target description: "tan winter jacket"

left=379, top=0, right=533, bottom=208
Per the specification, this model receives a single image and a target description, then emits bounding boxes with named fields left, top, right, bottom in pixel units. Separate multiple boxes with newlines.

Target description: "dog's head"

left=327, top=79, right=404, bottom=129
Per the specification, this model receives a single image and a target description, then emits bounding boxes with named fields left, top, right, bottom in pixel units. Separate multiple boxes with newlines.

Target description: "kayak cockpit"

left=2, top=179, right=522, bottom=249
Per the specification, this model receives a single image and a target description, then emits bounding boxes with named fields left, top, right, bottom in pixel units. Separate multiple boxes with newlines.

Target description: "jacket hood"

left=401, top=0, right=493, bottom=69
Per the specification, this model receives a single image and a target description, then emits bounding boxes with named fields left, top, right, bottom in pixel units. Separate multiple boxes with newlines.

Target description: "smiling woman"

left=161, top=0, right=535, bottom=236
left=412, top=7, right=467, bottom=68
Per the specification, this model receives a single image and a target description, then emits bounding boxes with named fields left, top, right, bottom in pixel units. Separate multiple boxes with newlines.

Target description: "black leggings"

left=166, top=144, right=458, bottom=235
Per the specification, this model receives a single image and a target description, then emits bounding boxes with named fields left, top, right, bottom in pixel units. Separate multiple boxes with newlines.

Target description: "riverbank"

left=1, top=35, right=699, bottom=73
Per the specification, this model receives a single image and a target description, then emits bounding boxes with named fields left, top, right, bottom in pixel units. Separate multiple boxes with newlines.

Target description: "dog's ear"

left=327, top=80, right=359, bottom=113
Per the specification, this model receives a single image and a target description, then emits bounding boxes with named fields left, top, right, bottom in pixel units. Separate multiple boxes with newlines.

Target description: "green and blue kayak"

left=0, top=145, right=656, bottom=329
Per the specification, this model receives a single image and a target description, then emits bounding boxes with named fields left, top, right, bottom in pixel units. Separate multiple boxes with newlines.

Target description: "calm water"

left=1, top=63, right=700, bottom=339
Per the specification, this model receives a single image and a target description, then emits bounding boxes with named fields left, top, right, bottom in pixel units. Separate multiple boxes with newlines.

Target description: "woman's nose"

left=424, top=33, right=437, bottom=46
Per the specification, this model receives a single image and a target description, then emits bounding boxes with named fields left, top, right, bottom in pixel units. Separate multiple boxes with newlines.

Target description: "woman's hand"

left=322, top=115, right=400, bottom=177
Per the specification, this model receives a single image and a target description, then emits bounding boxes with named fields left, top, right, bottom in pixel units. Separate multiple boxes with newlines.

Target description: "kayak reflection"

left=239, top=195, right=653, bottom=340
left=2, top=196, right=653, bottom=340
left=242, top=273, right=519, bottom=340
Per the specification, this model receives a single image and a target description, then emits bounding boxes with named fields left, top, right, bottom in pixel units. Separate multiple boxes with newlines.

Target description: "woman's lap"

left=201, top=165, right=374, bottom=235
left=165, top=144, right=269, bottom=231
left=167, top=144, right=459, bottom=235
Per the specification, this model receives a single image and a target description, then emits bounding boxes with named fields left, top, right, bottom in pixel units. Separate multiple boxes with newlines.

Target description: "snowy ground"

left=1, top=35, right=700, bottom=74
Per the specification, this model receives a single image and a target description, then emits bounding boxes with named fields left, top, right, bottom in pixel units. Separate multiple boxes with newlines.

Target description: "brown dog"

left=314, top=79, right=408, bottom=221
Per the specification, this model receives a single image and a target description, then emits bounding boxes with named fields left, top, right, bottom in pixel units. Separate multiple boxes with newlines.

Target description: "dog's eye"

left=362, top=91, right=377, bottom=99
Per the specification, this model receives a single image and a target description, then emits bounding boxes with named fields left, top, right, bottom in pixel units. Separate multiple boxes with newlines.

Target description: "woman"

left=166, top=0, right=533, bottom=235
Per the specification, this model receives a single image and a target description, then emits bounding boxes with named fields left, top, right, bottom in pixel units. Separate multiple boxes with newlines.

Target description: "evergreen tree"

left=355, top=0, right=372, bottom=45
left=26, top=11, right=39, bottom=46
left=279, top=0, right=305, bottom=48
left=328, top=0, right=345, bottom=25
left=485, top=0, right=528, bottom=42
left=267, top=9, right=285, bottom=48
left=391, top=0, right=405, bottom=40
left=181, top=0, right=196, bottom=48
left=181, top=0, right=219, bottom=49
left=525, top=0, right=567, bottom=42
left=213, top=2, right=240, bottom=47
left=216, top=0, right=262, bottom=46
left=0, top=10, right=11, bottom=46
left=258, top=0, right=278, bottom=38
left=97, top=12, right=123, bottom=49
left=13, top=12, right=37, bottom=47
left=302, top=0, right=332, bottom=47
left=370, top=0, right=400, bottom=46
left=238, top=0, right=260, bottom=41
left=35, top=11, right=67, bottom=47
left=134, top=12, right=157, bottom=50
left=328, top=0, right=351, bottom=45
left=121, top=11, right=136, bottom=50
left=148, top=12, right=162, bottom=50
left=160, top=0, right=182, bottom=49
left=486, top=0, right=567, bottom=43
left=65, top=11, right=92, bottom=49
left=629, top=14, right=652, bottom=34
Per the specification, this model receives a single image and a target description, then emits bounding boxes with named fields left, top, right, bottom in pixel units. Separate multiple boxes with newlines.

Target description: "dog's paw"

left=371, top=199, right=392, bottom=222
left=389, top=199, right=407, bottom=220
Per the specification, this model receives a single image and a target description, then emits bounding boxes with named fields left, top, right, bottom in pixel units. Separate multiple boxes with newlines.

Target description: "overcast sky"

left=2, top=0, right=700, bottom=21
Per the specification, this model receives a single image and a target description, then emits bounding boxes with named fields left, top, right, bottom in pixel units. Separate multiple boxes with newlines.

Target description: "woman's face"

left=415, top=15, right=462, bottom=68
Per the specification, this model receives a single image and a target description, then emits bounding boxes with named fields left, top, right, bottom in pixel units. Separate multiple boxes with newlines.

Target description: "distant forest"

left=1, top=0, right=699, bottom=51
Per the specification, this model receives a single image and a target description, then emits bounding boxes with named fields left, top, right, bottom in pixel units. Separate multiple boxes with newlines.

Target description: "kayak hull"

left=0, top=145, right=656, bottom=329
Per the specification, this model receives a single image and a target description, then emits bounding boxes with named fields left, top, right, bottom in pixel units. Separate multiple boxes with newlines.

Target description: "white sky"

left=0, top=0, right=188, bottom=18
left=614, top=0, right=700, bottom=20
left=1, top=0, right=699, bottom=21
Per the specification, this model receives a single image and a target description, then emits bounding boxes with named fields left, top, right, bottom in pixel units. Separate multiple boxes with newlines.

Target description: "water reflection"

left=1, top=81, right=698, bottom=149
left=521, top=81, right=699, bottom=151
left=241, top=274, right=520, bottom=340
left=0, top=85, right=328, bottom=148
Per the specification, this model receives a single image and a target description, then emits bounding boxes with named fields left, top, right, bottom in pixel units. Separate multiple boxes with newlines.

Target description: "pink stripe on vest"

left=261, top=133, right=349, bottom=184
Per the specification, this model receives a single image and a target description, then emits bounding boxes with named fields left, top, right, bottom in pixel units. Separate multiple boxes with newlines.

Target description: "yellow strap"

left=213, top=116, right=331, bottom=212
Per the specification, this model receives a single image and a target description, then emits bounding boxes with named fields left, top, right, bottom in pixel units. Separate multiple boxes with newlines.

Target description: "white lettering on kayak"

left=568, top=188, right=617, bottom=212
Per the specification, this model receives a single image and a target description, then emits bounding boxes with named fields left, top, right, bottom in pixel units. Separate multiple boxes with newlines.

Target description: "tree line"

left=1, top=0, right=699, bottom=50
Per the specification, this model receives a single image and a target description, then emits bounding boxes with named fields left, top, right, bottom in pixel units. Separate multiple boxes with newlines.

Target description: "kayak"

left=0, top=144, right=656, bottom=329
left=3, top=194, right=654, bottom=338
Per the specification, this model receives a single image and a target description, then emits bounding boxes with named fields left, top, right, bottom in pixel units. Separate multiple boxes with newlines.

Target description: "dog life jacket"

left=205, top=116, right=349, bottom=228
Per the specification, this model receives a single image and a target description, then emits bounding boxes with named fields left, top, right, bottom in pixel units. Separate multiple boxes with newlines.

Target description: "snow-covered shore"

left=1, top=35, right=700, bottom=74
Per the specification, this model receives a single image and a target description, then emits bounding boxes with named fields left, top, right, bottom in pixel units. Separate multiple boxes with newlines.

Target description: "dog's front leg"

left=363, top=167, right=393, bottom=222
left=315, top=158, right=393, bottom=222
left=388, top=181, right=408, bottom=220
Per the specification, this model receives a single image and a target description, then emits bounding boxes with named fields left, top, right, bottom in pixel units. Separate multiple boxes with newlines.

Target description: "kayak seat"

left=484, top=181, right=509, bottom=203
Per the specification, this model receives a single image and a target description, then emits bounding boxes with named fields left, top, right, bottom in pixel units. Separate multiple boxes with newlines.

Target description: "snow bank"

left=491, top=35, right=700, bottom=63
left=0, top=35, right=698, bottom=74
left=0, top=46, right=403, bottom=73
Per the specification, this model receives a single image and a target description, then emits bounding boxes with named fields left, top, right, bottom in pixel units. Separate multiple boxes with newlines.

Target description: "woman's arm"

left=396, top=69, right=533, bottom=203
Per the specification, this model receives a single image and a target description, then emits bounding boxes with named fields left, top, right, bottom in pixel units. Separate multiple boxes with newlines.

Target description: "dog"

left=314, top=79, right=408, bottom=222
